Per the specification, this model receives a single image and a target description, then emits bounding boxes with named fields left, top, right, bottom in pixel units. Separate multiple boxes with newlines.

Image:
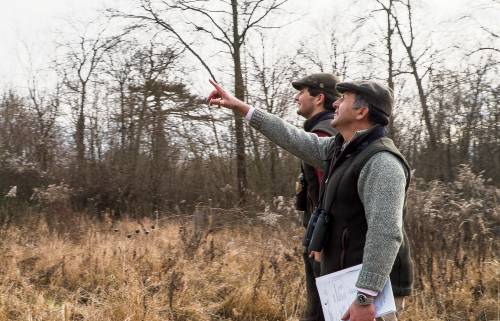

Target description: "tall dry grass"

left=0, top=212, right=307, bottom=321
left=0, top=166, right=498, bottom=321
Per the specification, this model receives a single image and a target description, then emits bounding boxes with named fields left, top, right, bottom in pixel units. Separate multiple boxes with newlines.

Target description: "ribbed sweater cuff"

left=249, top=108, right=265, bottom=129
left=355, top=271, right=387, bottom=292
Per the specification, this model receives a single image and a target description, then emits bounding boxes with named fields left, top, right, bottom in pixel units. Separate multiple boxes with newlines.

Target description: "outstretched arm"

left=207, top=80, right=334, bottom=168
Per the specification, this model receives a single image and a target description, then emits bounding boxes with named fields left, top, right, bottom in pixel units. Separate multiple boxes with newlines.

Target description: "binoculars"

left=303, top=207, right=330, bottom=253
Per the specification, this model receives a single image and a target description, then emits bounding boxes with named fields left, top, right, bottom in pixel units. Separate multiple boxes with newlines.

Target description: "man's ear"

left=315, top=93, right=325, bottom=107
left=355, top=107, right=370, bottom=120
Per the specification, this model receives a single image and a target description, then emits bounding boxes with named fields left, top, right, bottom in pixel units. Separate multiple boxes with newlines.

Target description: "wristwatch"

left=355, top=292, right=375, bottom=306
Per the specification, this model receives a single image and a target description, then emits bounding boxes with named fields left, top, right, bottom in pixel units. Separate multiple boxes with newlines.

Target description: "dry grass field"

left=0, top=215, right=497, bottom=321
left=0, top=167, right=498, bottom=321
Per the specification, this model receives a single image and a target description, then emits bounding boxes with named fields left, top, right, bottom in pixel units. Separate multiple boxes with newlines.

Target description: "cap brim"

left=336, top=83, right=359, bottom=94
left=292, top=81, right=306, bottom=90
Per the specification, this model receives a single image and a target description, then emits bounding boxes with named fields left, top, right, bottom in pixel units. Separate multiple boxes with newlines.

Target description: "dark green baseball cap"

left=336, top=80, right=393, bottom=117
left=292, top=73, right=340, bottom=99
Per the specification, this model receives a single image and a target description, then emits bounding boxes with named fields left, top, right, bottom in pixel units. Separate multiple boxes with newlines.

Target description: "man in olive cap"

left=292, top=73, right=339, bottom=321
left=207, top=79, right=413, bottom=321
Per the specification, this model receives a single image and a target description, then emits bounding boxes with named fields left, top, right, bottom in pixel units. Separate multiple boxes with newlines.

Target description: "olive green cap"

left=336, top=80, right=393, bottom=117
left=292, top=73, right=340, bottom=99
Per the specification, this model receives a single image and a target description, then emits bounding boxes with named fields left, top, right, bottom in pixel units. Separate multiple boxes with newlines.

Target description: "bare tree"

left=104, top=41, right=135, bottom=154
left=59, top=23, right=126, bottom=173
left=391, top=0, right=438, bottom=150
left=113, top=0, right=289, bottom=202
left=372, top=0, right=398, bottom=136
left=27, top=79, right=61, bottom=172
left=0, top=92, right=33, bottom=159
left=295, top=24, right=352, bottom=80
left=245, top=35, right=301, bottom=193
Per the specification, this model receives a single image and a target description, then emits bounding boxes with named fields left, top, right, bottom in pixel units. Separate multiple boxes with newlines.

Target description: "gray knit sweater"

left=249, top=108, right=407, bottom=292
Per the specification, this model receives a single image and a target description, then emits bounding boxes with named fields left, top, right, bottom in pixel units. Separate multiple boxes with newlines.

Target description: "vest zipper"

left=340, top=227, right=350, bottom=269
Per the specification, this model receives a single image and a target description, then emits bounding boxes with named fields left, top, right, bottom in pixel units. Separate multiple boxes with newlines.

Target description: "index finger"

left=209, top=79, right=224, bottom=92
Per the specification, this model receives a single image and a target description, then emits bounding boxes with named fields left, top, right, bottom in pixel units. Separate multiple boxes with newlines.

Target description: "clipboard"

left=315, top=264, right=396, bottom=321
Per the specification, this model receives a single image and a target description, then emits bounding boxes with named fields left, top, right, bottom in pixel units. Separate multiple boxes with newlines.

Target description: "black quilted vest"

left=319, top=126, right=413, bottom=296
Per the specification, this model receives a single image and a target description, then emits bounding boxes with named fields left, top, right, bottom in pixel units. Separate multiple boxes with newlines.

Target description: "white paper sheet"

left=315, top=264, right=396, bottom=321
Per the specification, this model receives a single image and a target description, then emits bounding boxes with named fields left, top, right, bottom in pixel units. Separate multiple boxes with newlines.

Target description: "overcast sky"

left=0, top=0, right=496, bottom=92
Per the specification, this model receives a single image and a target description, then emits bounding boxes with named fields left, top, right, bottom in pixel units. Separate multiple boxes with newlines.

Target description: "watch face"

left=356, top=293, right=373, bottom=305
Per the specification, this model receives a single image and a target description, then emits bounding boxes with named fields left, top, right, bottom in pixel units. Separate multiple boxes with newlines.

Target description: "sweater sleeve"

left=249, top=108, right=334, bottom=169
left=355, top=152, right=407, bottom=292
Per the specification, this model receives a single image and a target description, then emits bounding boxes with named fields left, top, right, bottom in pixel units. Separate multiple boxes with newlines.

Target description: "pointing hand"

left=207, top=79, right=250, bottom=116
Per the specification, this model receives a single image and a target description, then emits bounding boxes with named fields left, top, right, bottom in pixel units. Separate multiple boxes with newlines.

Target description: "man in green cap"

left=207, top=79, right=413, bottom=321
left=292, top=73, right=339, bottom=321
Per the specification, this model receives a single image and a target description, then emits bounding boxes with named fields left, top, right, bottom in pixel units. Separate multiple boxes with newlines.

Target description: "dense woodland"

left=0, top=0, right=498, bottom=216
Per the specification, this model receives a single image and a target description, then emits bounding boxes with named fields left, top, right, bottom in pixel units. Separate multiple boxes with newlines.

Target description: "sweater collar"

left=303, top=110, right=335, bottom=132
left=333, top=125, right=388, bottom=158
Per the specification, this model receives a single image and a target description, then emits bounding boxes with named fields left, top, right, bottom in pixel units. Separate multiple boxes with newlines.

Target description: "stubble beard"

left=297, top=104, right=310, bottom=119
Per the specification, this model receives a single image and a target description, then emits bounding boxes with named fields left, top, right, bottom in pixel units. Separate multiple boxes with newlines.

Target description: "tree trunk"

left=232, top=0, right=248, bottom=202
left=409, top=57, right=437, bottom=150
left=75, top=88, right=86, bottom=169
left=386, top=0, right=396, bottom=138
